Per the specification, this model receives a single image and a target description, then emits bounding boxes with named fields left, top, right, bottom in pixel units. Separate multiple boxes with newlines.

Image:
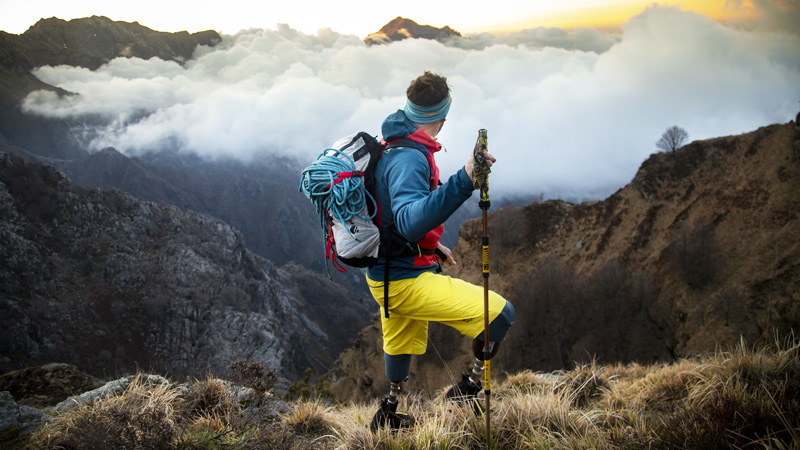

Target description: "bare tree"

left=656, top=125, right=689, bottom=152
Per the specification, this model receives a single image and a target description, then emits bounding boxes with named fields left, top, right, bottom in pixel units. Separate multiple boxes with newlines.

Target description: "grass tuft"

left=283, top=397, right=334, bottom=435
left=555, top=358, right=608, bottom=407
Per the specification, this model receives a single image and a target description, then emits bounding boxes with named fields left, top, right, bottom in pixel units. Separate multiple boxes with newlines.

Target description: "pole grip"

left=473, top=129, right=491, bottom=210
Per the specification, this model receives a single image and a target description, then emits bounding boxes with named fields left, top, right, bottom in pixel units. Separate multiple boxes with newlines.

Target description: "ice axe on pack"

left=472, top=129, right=492, bottom=449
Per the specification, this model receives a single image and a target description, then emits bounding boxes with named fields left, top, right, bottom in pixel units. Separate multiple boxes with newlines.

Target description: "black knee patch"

left=472, top=338, right=501, bottom=360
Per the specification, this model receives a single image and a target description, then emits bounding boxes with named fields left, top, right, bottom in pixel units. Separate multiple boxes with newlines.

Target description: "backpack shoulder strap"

left=382, top=139, right=436, bottom=192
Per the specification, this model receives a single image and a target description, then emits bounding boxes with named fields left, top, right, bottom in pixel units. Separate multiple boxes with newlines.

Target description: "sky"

left=0, top=0, right=759, bottom=37
left=8, top=0, right=800, bottom=201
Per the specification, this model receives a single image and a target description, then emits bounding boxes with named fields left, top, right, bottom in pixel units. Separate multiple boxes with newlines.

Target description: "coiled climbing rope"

left=299, top=149, right=377, bottom=235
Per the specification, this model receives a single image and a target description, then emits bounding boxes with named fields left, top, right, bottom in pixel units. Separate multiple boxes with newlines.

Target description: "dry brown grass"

left=321, top=336, right=800, bottom=450
left=27, top=375, right=180, bottom=450
left=283, top=397, right=335, bottom=435
left=25, top=373, right=306, bottom=450
left=19, top=336, right=799, bottom=450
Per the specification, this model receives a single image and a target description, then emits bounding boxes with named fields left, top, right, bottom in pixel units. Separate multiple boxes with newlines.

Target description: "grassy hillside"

left=8, top=337, right=798, bottom=449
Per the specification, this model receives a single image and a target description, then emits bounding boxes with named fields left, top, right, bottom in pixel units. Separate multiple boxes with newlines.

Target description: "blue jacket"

left=366, top=110, right=474, bottom=281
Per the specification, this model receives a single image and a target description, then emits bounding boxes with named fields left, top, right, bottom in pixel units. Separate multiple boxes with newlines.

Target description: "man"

left=367, top=71, right=516, bottom=430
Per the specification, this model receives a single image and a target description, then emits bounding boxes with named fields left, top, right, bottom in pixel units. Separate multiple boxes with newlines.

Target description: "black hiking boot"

left=369, top=397, right=415, bottom=432
left=443, top=373, right=484, bottom=415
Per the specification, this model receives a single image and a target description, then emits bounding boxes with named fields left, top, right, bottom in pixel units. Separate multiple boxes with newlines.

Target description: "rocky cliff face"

left=0, top=152, right=373, bottom=380
left=321, top=122, right=800, bottom=403
left=53, top=148, right=329, bottom=271
left=364, top=17, right=461, bottom=46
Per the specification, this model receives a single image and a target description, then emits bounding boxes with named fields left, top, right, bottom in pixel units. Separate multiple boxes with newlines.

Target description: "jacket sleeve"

left=384, top=149, right=474, bottom=242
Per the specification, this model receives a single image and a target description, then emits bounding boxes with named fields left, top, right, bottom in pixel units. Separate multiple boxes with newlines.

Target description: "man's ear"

left=437, top=118, right=446, bottom=134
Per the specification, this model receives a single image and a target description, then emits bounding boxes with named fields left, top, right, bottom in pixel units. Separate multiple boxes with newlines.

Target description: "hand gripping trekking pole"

left=472, top=129, right=492, bottom=449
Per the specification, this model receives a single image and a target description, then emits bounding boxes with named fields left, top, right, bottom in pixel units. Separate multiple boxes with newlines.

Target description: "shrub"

left=228, top=359, right=278, bottom=394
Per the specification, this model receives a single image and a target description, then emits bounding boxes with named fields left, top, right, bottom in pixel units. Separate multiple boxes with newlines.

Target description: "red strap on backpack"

left=330, top=171, right=364, bottom=187
left=325, top=215, right=347, bottom=274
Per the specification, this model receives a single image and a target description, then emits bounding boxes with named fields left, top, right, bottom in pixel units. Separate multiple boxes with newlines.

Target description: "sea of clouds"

left=22, top=5, right=800, bottom=201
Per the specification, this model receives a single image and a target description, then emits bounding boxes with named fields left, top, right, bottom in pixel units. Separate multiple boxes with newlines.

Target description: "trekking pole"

left=473, top=129, right=492, bottom=449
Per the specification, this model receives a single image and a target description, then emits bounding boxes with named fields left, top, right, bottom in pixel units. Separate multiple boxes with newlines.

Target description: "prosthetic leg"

left=370, top=379, right=415, bottom=431
left=443, top=339, right=500, bottom=414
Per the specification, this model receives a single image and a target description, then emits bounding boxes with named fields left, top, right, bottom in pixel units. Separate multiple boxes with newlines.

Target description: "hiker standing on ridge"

left=368, top=71, right=516, bottom=430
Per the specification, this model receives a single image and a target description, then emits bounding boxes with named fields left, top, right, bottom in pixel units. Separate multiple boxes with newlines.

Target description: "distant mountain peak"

left=364, top=17, right=461, bottom=46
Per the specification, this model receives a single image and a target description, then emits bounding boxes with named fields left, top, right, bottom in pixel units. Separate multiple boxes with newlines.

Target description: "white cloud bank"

left=22, top=6, right=800, bottom=200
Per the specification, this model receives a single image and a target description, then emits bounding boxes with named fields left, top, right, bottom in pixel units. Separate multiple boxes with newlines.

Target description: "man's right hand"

left=466, top=150, right=496, bottom=185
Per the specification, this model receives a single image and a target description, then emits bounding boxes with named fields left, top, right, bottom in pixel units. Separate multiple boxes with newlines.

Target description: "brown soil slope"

left=320, top=122, right=800, bottom=403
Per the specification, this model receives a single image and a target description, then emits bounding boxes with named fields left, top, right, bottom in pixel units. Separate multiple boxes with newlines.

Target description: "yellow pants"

left=366, top=271, right=507, bottom=355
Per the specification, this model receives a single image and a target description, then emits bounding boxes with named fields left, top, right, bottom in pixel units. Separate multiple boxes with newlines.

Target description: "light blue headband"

left=404, top=94, right=452, bottom=123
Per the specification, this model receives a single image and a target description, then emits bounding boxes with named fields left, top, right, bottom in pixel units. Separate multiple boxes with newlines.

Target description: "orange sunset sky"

left=498, top=0, right=758, bottom=32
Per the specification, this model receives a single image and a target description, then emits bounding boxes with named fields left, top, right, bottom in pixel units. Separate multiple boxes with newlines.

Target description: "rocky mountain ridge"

left=320, top=121, right=800, bottom=403
left=364, top=17, right=461, bottom=46
left=0, top=151, right=373, bottom=380
left=0, top=16, right=221, bottom=72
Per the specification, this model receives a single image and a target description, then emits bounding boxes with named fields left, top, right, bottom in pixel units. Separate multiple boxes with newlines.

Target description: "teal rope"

left=299, top=149, right=377, bottom=238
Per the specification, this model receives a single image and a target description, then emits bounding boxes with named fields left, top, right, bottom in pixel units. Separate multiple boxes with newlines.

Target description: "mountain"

left=364, top=17, right=461, bottom=46
left=0, top=16, right=221, bottom=160
left=319, top=121, right=800, bottom=402
left=2, top=16, right=220, bottom=71
left=0, top=151, right=374, bottom=380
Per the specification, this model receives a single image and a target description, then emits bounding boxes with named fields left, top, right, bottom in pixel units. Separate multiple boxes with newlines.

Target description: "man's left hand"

left=436, top=242, right=456, bottom=266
